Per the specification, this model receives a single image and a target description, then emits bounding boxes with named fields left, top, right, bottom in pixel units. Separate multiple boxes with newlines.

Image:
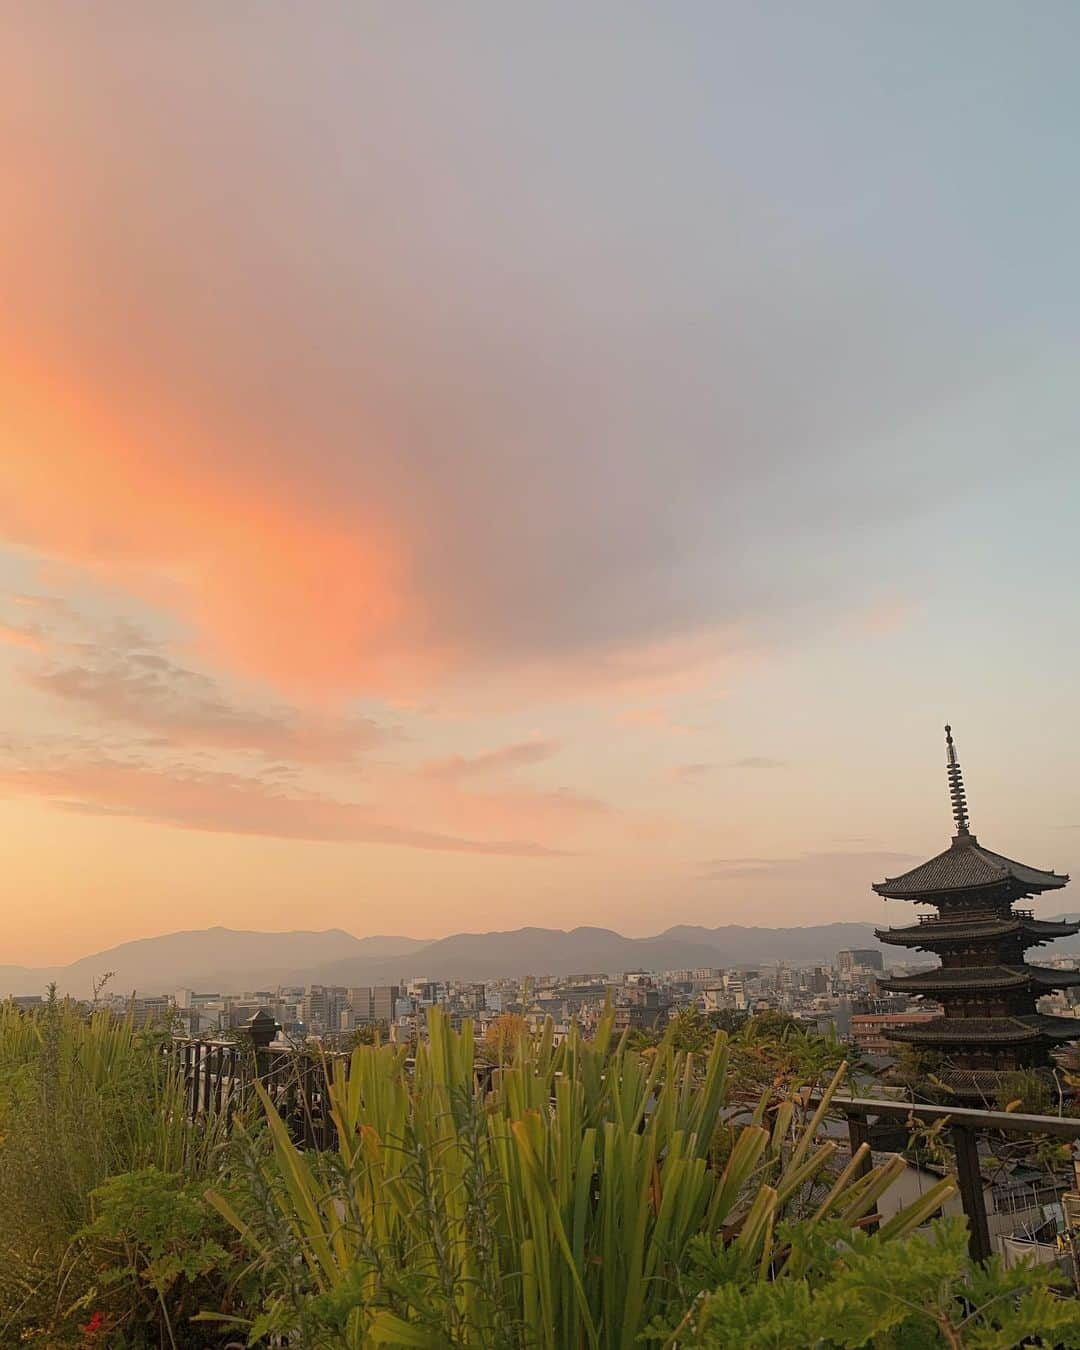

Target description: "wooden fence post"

left=950, top=1125, right=991, bottom=1262
left=246, top=1008, right=279, bottom=1083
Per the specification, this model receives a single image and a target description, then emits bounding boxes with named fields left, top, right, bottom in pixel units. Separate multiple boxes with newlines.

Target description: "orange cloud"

left=0, top=620, right=45, bottom=651
left=1, top=354, right=747, bottom=704
left=0, top=751, right=561, bottom=856
left=0, top=356, right=428, bottom=694
left=420, top=738, right=560, bottom=781
left=406, top=778, right=609, bottom=842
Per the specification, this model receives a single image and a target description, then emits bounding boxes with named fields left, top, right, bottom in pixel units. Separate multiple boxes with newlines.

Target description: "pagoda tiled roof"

left=933, top=1067, right=1045, bottom=1099
left=879, top=964, right=1080, bottom=994
left=876, top=915, right=1080, bottom=949
left=873, top=835, right=1068, bottom=900
left=884, top=1014, right=1080, bottom=1046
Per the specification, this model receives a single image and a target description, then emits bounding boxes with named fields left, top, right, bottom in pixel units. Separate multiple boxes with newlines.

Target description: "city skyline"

left=2, top=6, right=1078, bottom=964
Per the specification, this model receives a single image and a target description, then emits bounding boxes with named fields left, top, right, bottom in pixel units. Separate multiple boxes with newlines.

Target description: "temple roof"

left=872, top=727, right=1069, bottom=900
left=877, top=915, right=1080, bottom=948
left=884, top=1014, right=1080, bottom=1046
left=933, top=1067, right=1050, bottom=1099
left=873, top=838, right=1068, bottom=899
left=878, top=964, right=1080, bottom=994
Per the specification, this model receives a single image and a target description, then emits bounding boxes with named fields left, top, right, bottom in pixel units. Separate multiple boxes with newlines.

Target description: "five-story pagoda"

left=874, top=726, right=1077, bottom=1098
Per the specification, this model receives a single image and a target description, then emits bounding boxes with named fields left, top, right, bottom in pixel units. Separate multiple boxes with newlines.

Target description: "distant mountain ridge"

left=0, top=920, right=931, bottom=997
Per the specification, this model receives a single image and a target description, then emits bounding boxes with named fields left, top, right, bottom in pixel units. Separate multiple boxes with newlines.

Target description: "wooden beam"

left=813, top=1095, right=1080, bottom=1140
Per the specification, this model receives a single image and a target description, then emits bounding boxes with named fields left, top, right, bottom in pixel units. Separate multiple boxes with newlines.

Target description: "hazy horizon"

left=2, top=6, right=1077, bottom=965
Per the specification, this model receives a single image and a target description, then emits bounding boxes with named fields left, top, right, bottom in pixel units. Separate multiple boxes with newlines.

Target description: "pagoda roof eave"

left=884, top=1014, right=1080, bottom=1046
left=933, top=1067, right=1052, bottom=1099
left=876, top=916, right=1080, bottom=948
left=878, top=965, right=1080, bottom=994
left=872, top=837, right=1068, bottom=900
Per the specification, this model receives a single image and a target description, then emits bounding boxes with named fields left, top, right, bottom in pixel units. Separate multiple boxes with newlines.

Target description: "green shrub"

left=75, top=1167, right=233, bottom=1346
left=673, top=1216, right=1080, bottom=1349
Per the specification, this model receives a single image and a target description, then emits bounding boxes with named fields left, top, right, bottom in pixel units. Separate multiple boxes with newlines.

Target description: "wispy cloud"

left=29, top=658, right=387, bottom=762
left=700, top=850, right=920, bottom=883
left=0, top=621, right=46, bottom=651
left=1, top=600, right=622, bottom=851
left=420, top=739, right=560, bottom=781
left=0, top=744, right=561, bottom=856
left=10, top=608, right=390, bottom=762
left=669, top=762, right=713, bottom=783
left=670, top=757, right=787, bottom=784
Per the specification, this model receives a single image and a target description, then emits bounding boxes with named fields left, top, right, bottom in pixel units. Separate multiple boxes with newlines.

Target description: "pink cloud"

left=1, top=358, right=755, bottom=703
left=0, top=751, right=561, bottom=856
left=0, top=359, right=427, bottom=696
left=0, top=620, right=46, bottom=652
left=420, top=738, right=560, bottom=781
left=375, top=760, right=610, bottom=845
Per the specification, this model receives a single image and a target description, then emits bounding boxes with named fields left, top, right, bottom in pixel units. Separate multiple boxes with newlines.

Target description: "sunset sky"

left=2, top=6, right=1078, bottom=965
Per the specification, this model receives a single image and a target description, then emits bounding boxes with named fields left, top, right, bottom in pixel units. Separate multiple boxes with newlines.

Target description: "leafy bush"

left=673, top=1216, right=1080, bottom=1348
left=75, top=1168, right=234, bottom=1345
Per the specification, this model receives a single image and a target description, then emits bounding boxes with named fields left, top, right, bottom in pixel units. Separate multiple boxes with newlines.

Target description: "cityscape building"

left=836, top=949, right=884, bottom=975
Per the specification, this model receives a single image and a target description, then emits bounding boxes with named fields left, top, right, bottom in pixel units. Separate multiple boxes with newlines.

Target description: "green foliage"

left=675, top=1216, right=1080, bottom=1349
left=635, top=1009, right=847, bottom=1104
left=664, top=1007, right=729, bottom=1055
left=347, top=1021, right=389, bottom=1048
left=10, top=996, right=1079, bottom=1349
left=75, top=1167, right=232, bottom=1343
left=0, top=993, right=237, bottom=1345
left=888, top=1044, right=951, bottom=1099
left=207, top=1008, right=952, bottom=1348
left=995, top=1068, right=1056, bottom=1116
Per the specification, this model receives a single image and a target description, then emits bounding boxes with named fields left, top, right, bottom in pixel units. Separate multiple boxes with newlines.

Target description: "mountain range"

left=0, top=920, right=949, bottom=998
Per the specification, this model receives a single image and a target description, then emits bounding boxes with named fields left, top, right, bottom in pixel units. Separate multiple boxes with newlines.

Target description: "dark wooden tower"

left=874, top=726, right=1077, bottom=1098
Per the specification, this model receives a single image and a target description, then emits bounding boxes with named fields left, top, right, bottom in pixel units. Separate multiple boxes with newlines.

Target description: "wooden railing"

left=915, top=909, right=1031, bottom=925
left=171, top=1008, right=357, bottom=1149
left=817, top=1094, right=1080, bottom=1262
left=170, top=1016, right=491, bottom=1151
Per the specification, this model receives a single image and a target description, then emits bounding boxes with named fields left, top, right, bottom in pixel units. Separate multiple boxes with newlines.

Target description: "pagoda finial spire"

left=944, top=724, right=972, bottom=838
